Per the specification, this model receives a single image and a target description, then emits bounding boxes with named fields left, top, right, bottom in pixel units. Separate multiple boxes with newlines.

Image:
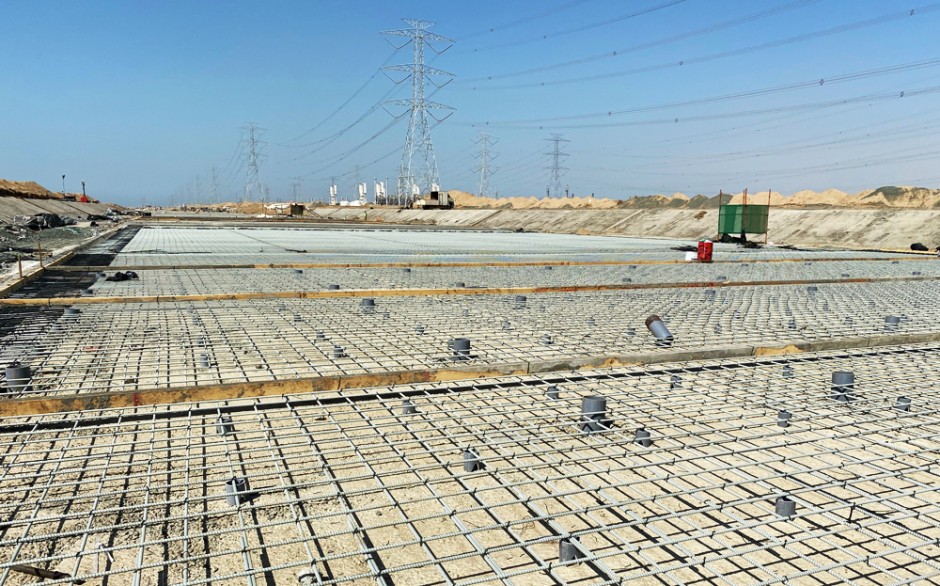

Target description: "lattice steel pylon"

left=473, top=130, right=498, bottom=197
left=382, top=19, right=455, bottom=204
left=545, top=133, right=569, bottom=198
left=243, top=123, right=266, bottom=202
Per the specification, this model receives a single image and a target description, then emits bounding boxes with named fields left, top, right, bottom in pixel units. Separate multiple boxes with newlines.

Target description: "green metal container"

left=718, top=204, right=769, bottom=235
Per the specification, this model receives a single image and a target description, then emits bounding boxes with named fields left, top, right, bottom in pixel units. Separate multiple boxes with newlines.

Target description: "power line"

left=465, top=56, right=940, bottom=127
left=457, top=0, right=597, bottom=41
left=458, top=0, right=822, bottom=84
left=459, top=0, right=687, bottom=55
left=282, top=49, right=402, bottom=145
left=469, top=4, right=940, bottom=91
left=382, top=19, right=455, bottom=200
left=471, top=82, right=940, bottom=131
left=301, top=116, right=404, bottom=178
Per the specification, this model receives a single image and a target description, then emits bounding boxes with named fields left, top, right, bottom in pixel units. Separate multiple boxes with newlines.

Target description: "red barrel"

left=697, top=239, right=713, bottom=263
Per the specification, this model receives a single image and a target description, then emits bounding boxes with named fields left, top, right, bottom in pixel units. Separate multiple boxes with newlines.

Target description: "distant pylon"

left=473, top=130, right=498, bottom=197
left=243, top=123, right=266, bottom=202
left=209, top=167, right=222, bottom=203
left=382, top=19, right=455, bottom=204
left=545, top=133, right=569, bottom=198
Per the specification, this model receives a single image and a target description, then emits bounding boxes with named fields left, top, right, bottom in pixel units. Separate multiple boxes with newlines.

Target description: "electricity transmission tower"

left=545, top=134, right=569, bottom=198
left=473, top=130, right=498, bottom=197
left=382, top=19, right=455, bottom=204
left=243, top=123, right=266, bottom=202
left=210, top=167, right=221, bottom=203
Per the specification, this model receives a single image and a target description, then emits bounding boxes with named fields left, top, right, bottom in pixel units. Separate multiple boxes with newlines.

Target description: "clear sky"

left=3, top=0, right=940, bottom=205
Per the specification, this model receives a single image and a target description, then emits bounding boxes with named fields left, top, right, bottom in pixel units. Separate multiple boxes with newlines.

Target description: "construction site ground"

left=0, top=221, right=938, bottom=585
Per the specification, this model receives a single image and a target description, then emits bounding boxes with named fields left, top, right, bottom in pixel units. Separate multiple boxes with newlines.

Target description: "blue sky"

left=3, top=0, right=940, bottom=205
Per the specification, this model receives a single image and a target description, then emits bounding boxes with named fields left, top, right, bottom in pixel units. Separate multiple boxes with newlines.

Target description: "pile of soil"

left=0, top=178, right=98, bottom=202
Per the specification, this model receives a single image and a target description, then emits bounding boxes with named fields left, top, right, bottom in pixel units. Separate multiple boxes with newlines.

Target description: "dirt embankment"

left=446, top=186, right=940, bottom=211
left=0, top=178, right=98, bottom=203
left=312, top=206, right=940, bottom=251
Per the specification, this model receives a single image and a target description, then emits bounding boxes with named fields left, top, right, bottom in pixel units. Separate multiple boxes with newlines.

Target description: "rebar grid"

left=1, top=344, right=939, bottom=585
left=3, top=280, right=940, bottom=396
left=106, top=226, right=905, bottom=267
left=17, top=259, right=937, bottom=299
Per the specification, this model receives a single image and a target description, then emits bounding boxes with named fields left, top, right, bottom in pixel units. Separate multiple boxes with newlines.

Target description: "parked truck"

left=413, top=191, right=454, bottom=210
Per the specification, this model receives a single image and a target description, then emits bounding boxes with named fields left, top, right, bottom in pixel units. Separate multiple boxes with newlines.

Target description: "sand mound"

left=448, top=186, right=940, bottom=210
left=0, top=178, right=98, bottom=202
left=449, top=190, right=621, bottom=210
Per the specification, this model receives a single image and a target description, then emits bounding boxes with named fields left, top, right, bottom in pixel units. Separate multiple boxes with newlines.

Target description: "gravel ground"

left=0, top=225, right=102, bottom=267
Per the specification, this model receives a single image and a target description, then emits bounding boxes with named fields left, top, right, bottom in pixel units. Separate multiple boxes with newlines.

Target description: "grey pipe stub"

left=450, top=338, right=472, bottom=360
left=225, top=477, right=250, bottom=506
left=546, top=385, right=560, bottom=399
left=669, top=375, right=682, bottom=390
left=463, top=449, right=483, bottom=472
left=415, top=324, right=426, bottom=335
left=328, top=284, right=340, bottom=290
left=402, top=400, right=417, bottom=415
left=293, top=269, right=303, bottom=275
left=775, top=495, right=797, bottom=518
left=540, top=334, right=554, bottom=345
left=580, top=396, right=611, bottom=433
left=216, top=415, right=234, bottom=435
left=635, top=428, right=652, bottom=447
left=645, top=314, right=674, bottom=347
left=895, top=396, right=912, bottom=412
left=333, top=345, right=347, bottom=359
left=831, top=370, right=856, bottom=402
left=777, top=410, right=792, bottom=428
left=885, top=315, right=901, bottom=329
left=558, top=538, right=585, bottom=563
left=514, top=295, right=527, bottom=309
left=782, top=365, right=794, bottom=378
left=316, top=331, right=327, bottom=341
left=198, top=353, right=211, bottom=369
left=360, top=298, right=376, bottom=313
left=4, top=364, right=32, bottom=393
